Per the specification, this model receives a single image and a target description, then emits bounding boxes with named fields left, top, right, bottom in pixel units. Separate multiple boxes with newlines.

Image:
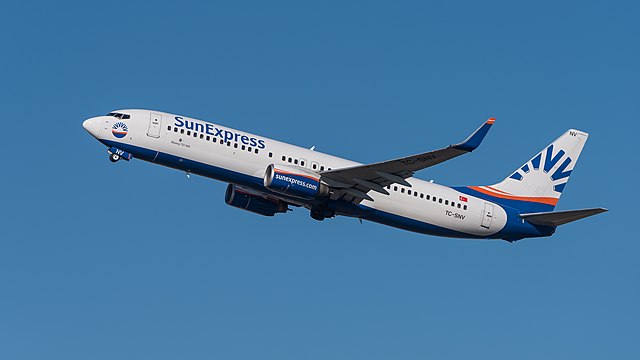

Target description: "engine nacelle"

left=225, top=184, right=288, bottom=216
left=263, top=164, right=329, bottom=199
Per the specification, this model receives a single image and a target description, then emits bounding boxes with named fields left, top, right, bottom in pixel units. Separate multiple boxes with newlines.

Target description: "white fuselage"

left=84, top=109, right=509, bottom=239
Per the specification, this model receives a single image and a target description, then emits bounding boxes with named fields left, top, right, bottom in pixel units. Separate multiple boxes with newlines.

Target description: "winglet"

left=452, top=118, right=495, bottom=152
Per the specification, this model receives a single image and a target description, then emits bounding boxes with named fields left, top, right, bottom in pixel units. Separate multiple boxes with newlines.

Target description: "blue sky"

left=1, top=1, right=638, bottom=359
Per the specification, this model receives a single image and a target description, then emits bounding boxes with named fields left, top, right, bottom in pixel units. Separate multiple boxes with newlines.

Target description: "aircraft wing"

left=320, top=118, right=495, bottom=203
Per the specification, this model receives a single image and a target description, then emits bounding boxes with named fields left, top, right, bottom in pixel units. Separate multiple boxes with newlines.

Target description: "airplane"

left=82, top=110, right=607, bottom=242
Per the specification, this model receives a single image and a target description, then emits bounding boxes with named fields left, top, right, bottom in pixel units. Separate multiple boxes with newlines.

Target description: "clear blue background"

left=1, top=1, right=637, bottom=358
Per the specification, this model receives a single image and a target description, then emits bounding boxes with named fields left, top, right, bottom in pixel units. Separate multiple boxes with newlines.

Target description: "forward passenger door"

left=147, top=113, right=163, bottom=138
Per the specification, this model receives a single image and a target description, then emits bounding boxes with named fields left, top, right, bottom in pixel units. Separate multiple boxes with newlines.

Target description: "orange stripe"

left=468, top=186, right=558, bottom=206
left=486, top=118, right=496, bottom=124
left=485, top=185, right=510, bottom=194
left=274, top=169, right=319, bottom=182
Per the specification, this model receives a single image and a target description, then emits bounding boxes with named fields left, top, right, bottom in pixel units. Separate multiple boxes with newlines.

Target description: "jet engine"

left=225, top=184, right=288, bottom=216
left=263, top=164, right=329, bottom=199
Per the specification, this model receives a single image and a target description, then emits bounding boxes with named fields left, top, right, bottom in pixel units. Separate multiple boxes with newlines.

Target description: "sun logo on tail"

left=112, top=122, right=128, bottom=138
left=508, top=145, right=573, bottom=193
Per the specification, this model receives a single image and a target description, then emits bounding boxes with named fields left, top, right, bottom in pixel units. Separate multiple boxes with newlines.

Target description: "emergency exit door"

left=481, top=202, right=494, bottom=229
left=147, top=113, right=162, bottom=138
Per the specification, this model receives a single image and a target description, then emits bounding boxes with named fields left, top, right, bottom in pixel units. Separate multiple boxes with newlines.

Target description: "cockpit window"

left=106, top=112, right=130, bottom=120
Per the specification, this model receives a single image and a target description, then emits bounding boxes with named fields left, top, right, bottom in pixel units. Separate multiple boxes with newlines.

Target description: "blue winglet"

left=452, top=118, right=495, bottom=152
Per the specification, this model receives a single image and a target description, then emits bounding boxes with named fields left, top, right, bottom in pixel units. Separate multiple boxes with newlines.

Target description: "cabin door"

left=147, top=113, right=162, bottom=138
left=481, top=202, right=494, bottom=229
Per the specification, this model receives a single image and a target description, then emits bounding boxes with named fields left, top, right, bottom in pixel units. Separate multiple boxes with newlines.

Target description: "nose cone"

left=82, top=117, right=101, bottom=138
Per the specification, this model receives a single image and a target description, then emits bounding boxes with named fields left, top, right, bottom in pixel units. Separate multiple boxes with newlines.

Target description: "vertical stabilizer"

left=468, top=129, right=589, bottom=211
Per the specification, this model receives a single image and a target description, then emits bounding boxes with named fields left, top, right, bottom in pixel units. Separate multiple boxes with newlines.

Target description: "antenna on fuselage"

left=186, top=171, right=191, bottom=179
left=310, top=146, right=315, bottom=151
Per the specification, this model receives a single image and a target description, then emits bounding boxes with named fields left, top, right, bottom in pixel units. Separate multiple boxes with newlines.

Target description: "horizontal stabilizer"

left=520, top=208, right=608, bottom=227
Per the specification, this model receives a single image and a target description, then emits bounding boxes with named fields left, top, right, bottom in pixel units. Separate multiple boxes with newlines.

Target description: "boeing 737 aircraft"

left=82, top=110, right=606, bottom=241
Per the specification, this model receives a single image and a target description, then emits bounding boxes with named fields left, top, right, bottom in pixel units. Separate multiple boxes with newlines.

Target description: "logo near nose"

left=112, top=122, right=128, bottom=138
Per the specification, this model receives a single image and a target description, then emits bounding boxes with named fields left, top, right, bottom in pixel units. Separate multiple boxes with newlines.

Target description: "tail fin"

left=469, top=129, right=589, bottom=212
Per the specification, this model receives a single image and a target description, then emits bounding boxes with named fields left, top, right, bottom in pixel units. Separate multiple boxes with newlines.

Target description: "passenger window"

left=206, top=136, right=210, bottom=141
left=200, top=134, right=204, bottom=139
left=312, top=164, right=317, bottom=169
left=255, top=149, right=259, bottom=154
left=445, top=200, right=449, bottom=205
left=439, top=198, right=442, bottom=203
left=426, top=195, right=430, bottom=200
left=248, top=147, right=252, bottom=152
left=193, top=132, right=197, bottom=137
left=414, top=192, right=418, bottom=197
left=282, top=156, right=286, bottom=161
left=320, top=166, right=324, bottom=171
left=294, top=159, right=298, bottom=165
left=288, top=157, right=292, bottom=163
left=227, top=142, right=231, bottom=146
left=234, top=143, right=238, bottom=148
left=401, top=188, right=405, bottom=193
left=300, top=161, right=305, bottom=166
left=187, top=131, right=191, bottom=136
left=220, top=139, right=224, bottom=144
left=457, top=203, right=461, bottom=208
left=269, top=152, right=273, bottom=158
left=174, top=128, right=178, bottom=133
left=451, top=202, right=455, bottom=207
left=420, top=193, right=424, bottom=199
left=408, top=190, right=412, bottom=195
left=242, top=145, right=246, bottom=150
left=394, top=186, right=398, bottom=191
left=181, top=129, right=185, bottom=134
left=167, top=126, right=171, bottom=131
left=463, top=205, right=468, bottom=210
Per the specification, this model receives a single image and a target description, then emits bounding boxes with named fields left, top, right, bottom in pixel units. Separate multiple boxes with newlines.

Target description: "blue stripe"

left=492, top=205, right=555, bottom=241
left=99, top=140, right=552, bottom=240
left=453, top=186, right=555, bottom=213
left=509, top=172, right=523, bottom=181
left=358, top=205, right=488, bottom=239
left=553, top=183, right=567, bottom=193
left=551, top=157, right=572, bottom=181
left=531, top=153, right=541, bottom=170
left=101, top=140, right=263, bottom=188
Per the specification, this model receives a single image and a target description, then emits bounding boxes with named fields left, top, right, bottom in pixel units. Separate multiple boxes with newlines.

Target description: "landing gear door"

left=481, top=202, right=494, bottom=229
left=147, top=113, right=162, bottom=138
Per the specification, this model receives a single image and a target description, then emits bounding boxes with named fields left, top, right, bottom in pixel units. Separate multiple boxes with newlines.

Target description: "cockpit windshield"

left=106, top=112, right=131, bottom=119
